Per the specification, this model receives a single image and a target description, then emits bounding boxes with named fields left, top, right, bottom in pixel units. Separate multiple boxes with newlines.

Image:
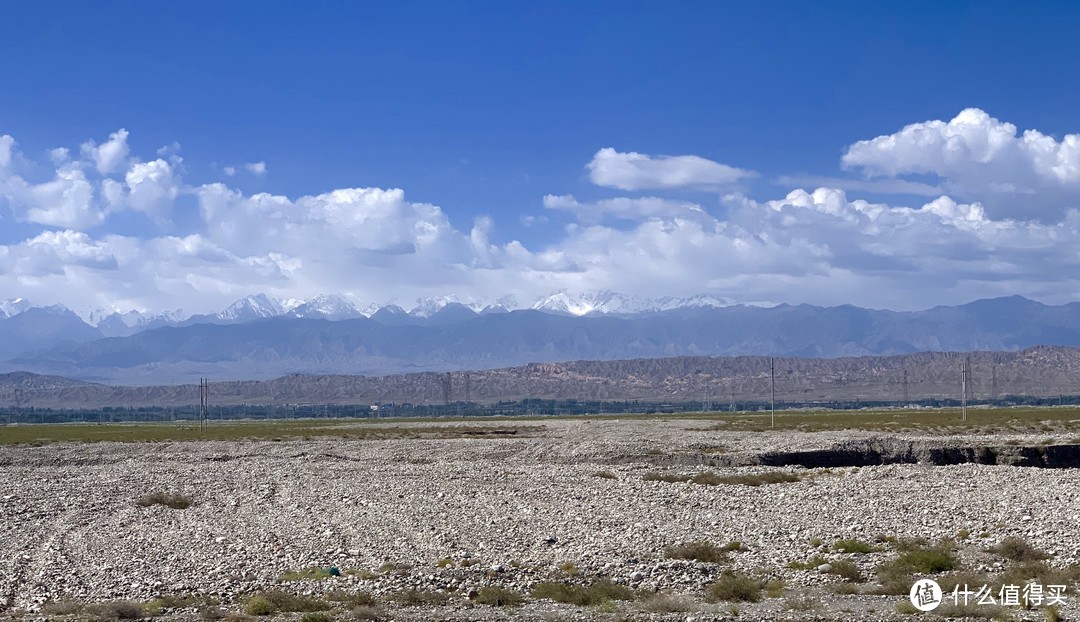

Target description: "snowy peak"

left=530, top=291, right=733, bottom=316
left=287, top=294, right=363, bottom=320
left=0, top=297, right=31, bottom=319
left=216, top=294, right=287, bottom=322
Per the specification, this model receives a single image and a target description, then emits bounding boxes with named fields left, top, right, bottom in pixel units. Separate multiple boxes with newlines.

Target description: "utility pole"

left=960, top=362, right=968, bottom=423
left=770, top=357, right=776, bottom=429
left=991, top=364, right=998, bottom=402
left=199, top=378, right=209, bottom=432
left=902, top=368, right=909, bottom=405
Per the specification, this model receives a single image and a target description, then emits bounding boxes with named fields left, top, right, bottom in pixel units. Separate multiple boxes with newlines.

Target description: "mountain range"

left=1, top=293, right=1080, bottom=385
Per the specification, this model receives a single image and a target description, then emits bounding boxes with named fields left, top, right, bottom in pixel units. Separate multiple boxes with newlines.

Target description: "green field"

left=0, top=419, right=544, bottom=445
left=2, top=405, right=1079, bottom=445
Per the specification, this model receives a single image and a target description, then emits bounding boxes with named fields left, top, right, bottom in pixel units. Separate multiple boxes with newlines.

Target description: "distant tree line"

left=3, top=394, right=1080, bottom=425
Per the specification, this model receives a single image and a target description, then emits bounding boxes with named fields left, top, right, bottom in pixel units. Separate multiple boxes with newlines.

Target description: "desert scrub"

left=436, top=558, right=455, bottom=569
left=828, top=559, right=864, bottom=583
left=988, top=536, right=1049, bottom=562
left=83, top=601, right=147, bottom=620
left=281, top=566, right=339, bottom=581
left=473, top=586, right=525, bottom=607
left=392, top=589, right=449, bottom=606
left=136, top=491, right=193, bottom=509
left=786, top=556, right=829, bottom=570
left=530, top=580, right=635, bottom=606
left=705, top=571, right=762, bottom=603
left=875, top=544, right=957, bottom=594
left=299, top=614, right=333, bottom=622
left=644, top=471, right=802, bottom=486
left=324, top=590, right=377, bottom=608
left=664, top=541, right=728, bottom=563
left=41, top=601, right=85, bottom=615
left=783, top=592, right=821, bottom=612
left=591, top=470, right=617, bottom=479
left=377, top=561, right=413, bottom=574
left=558, top=561, right=581, bottom=575
left=243, top=591, right=330, bottom=615
left=833, top=538, right=877, bottom=554
left=638, top=593, right=698, bottom=613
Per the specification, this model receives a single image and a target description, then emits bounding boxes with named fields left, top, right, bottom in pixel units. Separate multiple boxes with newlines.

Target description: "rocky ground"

left=1, top=418, right=1079, bottom=621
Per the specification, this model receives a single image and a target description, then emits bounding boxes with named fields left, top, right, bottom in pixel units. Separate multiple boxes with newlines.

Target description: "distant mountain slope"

left=5, top=347, right=1080, bottom=408
left=0, top=306, right=103, bottom=359
left=6, top=297, right=1080, bottom=384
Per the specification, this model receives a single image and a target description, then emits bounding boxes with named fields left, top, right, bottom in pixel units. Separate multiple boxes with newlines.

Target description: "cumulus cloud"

left=6, top=117, right=1080, bottom=316
left=842, top=108, right=1080, bottom=219
left=0, top=135, right=14, bottom=169
left=245, top=161, right=267, bottom=176
left=587, top=147, right=755, bottom=191
left=0, top=156, right=104, bottom=229
left=81, top=129, right=130, bottom=175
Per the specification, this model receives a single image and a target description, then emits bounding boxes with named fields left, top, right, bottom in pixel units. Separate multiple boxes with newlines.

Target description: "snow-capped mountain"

left=215, top=294, right=288, bottom=322
left=0, top=298, right=31, bottom=319
left=287, top=294, right=364, bottom=320
left=529, top=290, right=730, bottom=316
left=408, top=296, right=462, bottom=318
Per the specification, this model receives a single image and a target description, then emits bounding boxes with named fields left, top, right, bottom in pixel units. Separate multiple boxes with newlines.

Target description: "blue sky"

left=2, top=2, right=1080, bottom=316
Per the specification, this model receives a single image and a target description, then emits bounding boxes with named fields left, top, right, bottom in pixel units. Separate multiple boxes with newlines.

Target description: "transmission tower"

left=770, top=357, right=776, bottom=429
left=199, top=378, right=209, bottom=432
left=991, top=364, right=998, bottom=401
left=441, top=372, right=452, bottom=407
left=960, top=362, right=969, bottom=422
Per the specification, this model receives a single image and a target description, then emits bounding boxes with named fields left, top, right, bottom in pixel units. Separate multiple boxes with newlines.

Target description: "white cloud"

left=245, top=161, right=267, bottom=176
left=0, top=135, right=15, bottom=169
left=7, top=118, right=1080, bottom=315
left=81, top=129, right=130, bottom=175
left=1, top=162, right=104, bottom=230
left=587, top=147, right=755, bottom=191
left=223, top=166, right=237, bottom=177
left=1, top=230, right=117, bottom=276
left=123, top=159, right=180, bottom=221
left=543, top=193, right=709, bottom=222
left=842, top=108, right=1080, bottom=219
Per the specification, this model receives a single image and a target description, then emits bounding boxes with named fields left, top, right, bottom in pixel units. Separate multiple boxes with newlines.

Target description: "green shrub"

left=281, top=567, right=335, bottom=581
left=829, top=559, right=864, bottom=583
left=897, top=548, right=956, bottom=573
left=299, top=614, right=333, bottom=622
left=242, top=591, right=330, bottom=615
left=242, top=596, right=276, bottom=616
left=833, top=539, right=877, bottom=554
left=392, top=589, right=449, bottom=606
left=705, top=572, right=762, bottom=603
left=530, top=580, right=635, bottom=606
left=874, top=544, right=957, bottom=594
left=664, top=541, right=728, bottom=563
left=786, top=556, right=829, bottom=570
left=324, top=591, right=377, bottom=607
left=988, top=536, right=1048, bottom=562
left=83, top=601, right=146, bottom=620
left=639, top=593, right=697, bottom=613
left=473, top=587, right=524, bottom=607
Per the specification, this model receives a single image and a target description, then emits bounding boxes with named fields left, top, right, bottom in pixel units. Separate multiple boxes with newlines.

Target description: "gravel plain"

left=1, top=417, right=1079, bottom=621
